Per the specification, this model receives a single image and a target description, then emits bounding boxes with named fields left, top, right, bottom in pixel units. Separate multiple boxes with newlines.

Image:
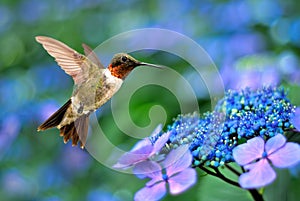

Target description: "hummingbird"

left=36, top=36, right=164, bottom=149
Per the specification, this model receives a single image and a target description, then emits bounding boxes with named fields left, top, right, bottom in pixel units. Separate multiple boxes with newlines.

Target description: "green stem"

left=248, top=189, right=264, bottom=201
left=225, top=164, right=241, bottom=176
left=199, top=166, right=240, bottom=188
left=198, top=166, right=264, bottom=201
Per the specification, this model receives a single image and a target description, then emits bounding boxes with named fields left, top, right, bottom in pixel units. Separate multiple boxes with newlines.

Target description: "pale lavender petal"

left=265, top=134, right=286, bottom=155
left=133, top=161, right=162, bottom=182
left=163, top=145, right=192, bottom=176
left=291, top=107, right=300, bottom=131
left=150, top=124, right=163, bottom=137
left=113, top=145, right=153, bottom=169
left=233, top=137, right=265, bottom=166
left=131, top=138, right=152, bottom=152
left=268, top=142, right=300, bottom=168
left=151, top=131, right=171, bottom=155
left=239, top=159, right=276, bottom=189
left=146, top=176, right=163, bottom=188
left=132, top=124, right=162, bottom=152
left=115, top=124, right=164, bottom=169
left=134, top=182, right=166, bottom=201
left=168, top=168, right=197, bottom=195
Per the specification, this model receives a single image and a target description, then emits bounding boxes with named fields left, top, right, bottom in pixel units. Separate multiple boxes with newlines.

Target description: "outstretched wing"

left=82, top=43, right=104, bottom=69
left=36, top=36, right=90, bottom=84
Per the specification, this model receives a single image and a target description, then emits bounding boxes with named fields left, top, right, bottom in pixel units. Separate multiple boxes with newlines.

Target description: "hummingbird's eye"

left=121, top=56, right=127, bottom=62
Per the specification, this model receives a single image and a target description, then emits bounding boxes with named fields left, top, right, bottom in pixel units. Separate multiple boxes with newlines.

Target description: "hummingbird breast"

left=72, top=69, right=123, bottom=114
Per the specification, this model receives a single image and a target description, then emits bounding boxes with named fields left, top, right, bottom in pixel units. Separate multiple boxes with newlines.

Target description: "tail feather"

left=60, top=114, right=89, bottom=149
left=38, top=99, right=89, bottom=148
left=37, top=99, right=72, bottom=131
left=75, top=114, right=89, bottom=147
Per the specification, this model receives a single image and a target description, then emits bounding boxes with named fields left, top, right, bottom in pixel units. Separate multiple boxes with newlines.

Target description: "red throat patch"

left=108, top=64, right=134, bottom=79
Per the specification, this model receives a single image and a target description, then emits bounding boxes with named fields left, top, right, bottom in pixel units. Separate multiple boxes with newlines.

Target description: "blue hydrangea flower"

left=113, top=86, right=300, bottom=200
left=215, top=87, right=295, bottom=138
left=159, top=87, right=297, bottom=168
left=233, top=134, right=300, bottom=188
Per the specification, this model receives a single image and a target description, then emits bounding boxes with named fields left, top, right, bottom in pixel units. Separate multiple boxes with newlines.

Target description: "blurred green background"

left=1, top=0, right=300, bottom=200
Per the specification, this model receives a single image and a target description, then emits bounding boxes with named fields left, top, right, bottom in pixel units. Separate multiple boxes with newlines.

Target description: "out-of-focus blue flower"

left=37, top=164, right=66, bottom=191
left=233, top=134, right=300, bottom=189
left=223, top=67, right=280, bottom=90
left=0, top=114, right=21, bottom=158
left=251, top=0, right=282, bottom=25
left=0, top=5, right=12, bottom=33
left=289, top=19, right=300, bottom=47
left=59, top=144, right=92, bottom=176
left=221, top=52, right=300, bottom=90
left=18, top=0, right=48, bottom=23
left=134, top=145, right=196, bottom=201
left=1, top=169, right=36, bottom=198
left=87, top=189, right=121, bottom=201
left=40, top=196, right=62, bottom=201
left=210, top=1, right=252, bottom=32
left=38, top=100, right=60, bottom=122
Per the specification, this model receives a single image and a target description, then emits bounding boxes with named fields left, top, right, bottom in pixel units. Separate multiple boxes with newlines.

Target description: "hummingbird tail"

left=60, top=114, right=89, bottom=149
left=37, top=99, right=72, bottom=131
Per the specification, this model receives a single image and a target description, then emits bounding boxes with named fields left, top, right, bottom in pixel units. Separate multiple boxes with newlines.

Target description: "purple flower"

left=233, top=134, right=300, bottom=189
left=113, top=125, right=170, bottom=169
left=134, top=145, right=197, bottom=201
left=291, top=107, right=300, bottom=131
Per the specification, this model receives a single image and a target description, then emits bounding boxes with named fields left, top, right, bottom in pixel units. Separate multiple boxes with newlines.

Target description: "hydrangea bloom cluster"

left=114, top=86, right=300, bottom=201
left=215, top=87, right=295, bottom=138
left=165, top=87, right=296, bottom=167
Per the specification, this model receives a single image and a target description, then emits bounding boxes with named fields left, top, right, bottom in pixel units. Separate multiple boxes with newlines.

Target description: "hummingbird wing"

left=82, top=43, right=104, bottom=69
left=36, top=36, right=96, bottom=84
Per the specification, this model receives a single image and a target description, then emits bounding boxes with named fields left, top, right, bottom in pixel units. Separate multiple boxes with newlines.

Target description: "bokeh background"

left=1, top=0, right=300, bottom=200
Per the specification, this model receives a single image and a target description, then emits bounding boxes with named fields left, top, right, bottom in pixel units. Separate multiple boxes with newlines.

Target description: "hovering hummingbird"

left=36, top=36, right=164, bottom=148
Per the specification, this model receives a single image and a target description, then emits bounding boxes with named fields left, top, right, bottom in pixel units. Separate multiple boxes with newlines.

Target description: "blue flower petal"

left=168, top=168, right=197, bottom=195
left=268, top=142, right=300, bottom=168
left=151, top=131, right=171, bottom=155
left=240, top=159, right=276, bottom=189
left=113, top=144, right=153, bottom=169
left=134, top=182, right=166, bottom=201
left=233, top=137, right=264, bottom=165
left=163, top=145, right=192, bottom=176
left=291, top=107, right=300, bottom=131
left=132, top=161, right=162, bottom=184
left=265, top=134, right=286, bottom=155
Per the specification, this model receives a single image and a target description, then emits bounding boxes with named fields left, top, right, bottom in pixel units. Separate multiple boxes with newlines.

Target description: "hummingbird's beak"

left=138, top=62, right=165, bottom=69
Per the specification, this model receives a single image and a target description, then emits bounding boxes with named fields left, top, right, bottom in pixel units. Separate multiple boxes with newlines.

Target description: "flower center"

left=162, top=173, right=169, bottom=181
left=262, top=151, right=268, bottom=158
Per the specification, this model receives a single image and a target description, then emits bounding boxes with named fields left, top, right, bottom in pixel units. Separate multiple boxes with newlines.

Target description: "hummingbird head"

left=108, top=53, right=164, bottom=79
